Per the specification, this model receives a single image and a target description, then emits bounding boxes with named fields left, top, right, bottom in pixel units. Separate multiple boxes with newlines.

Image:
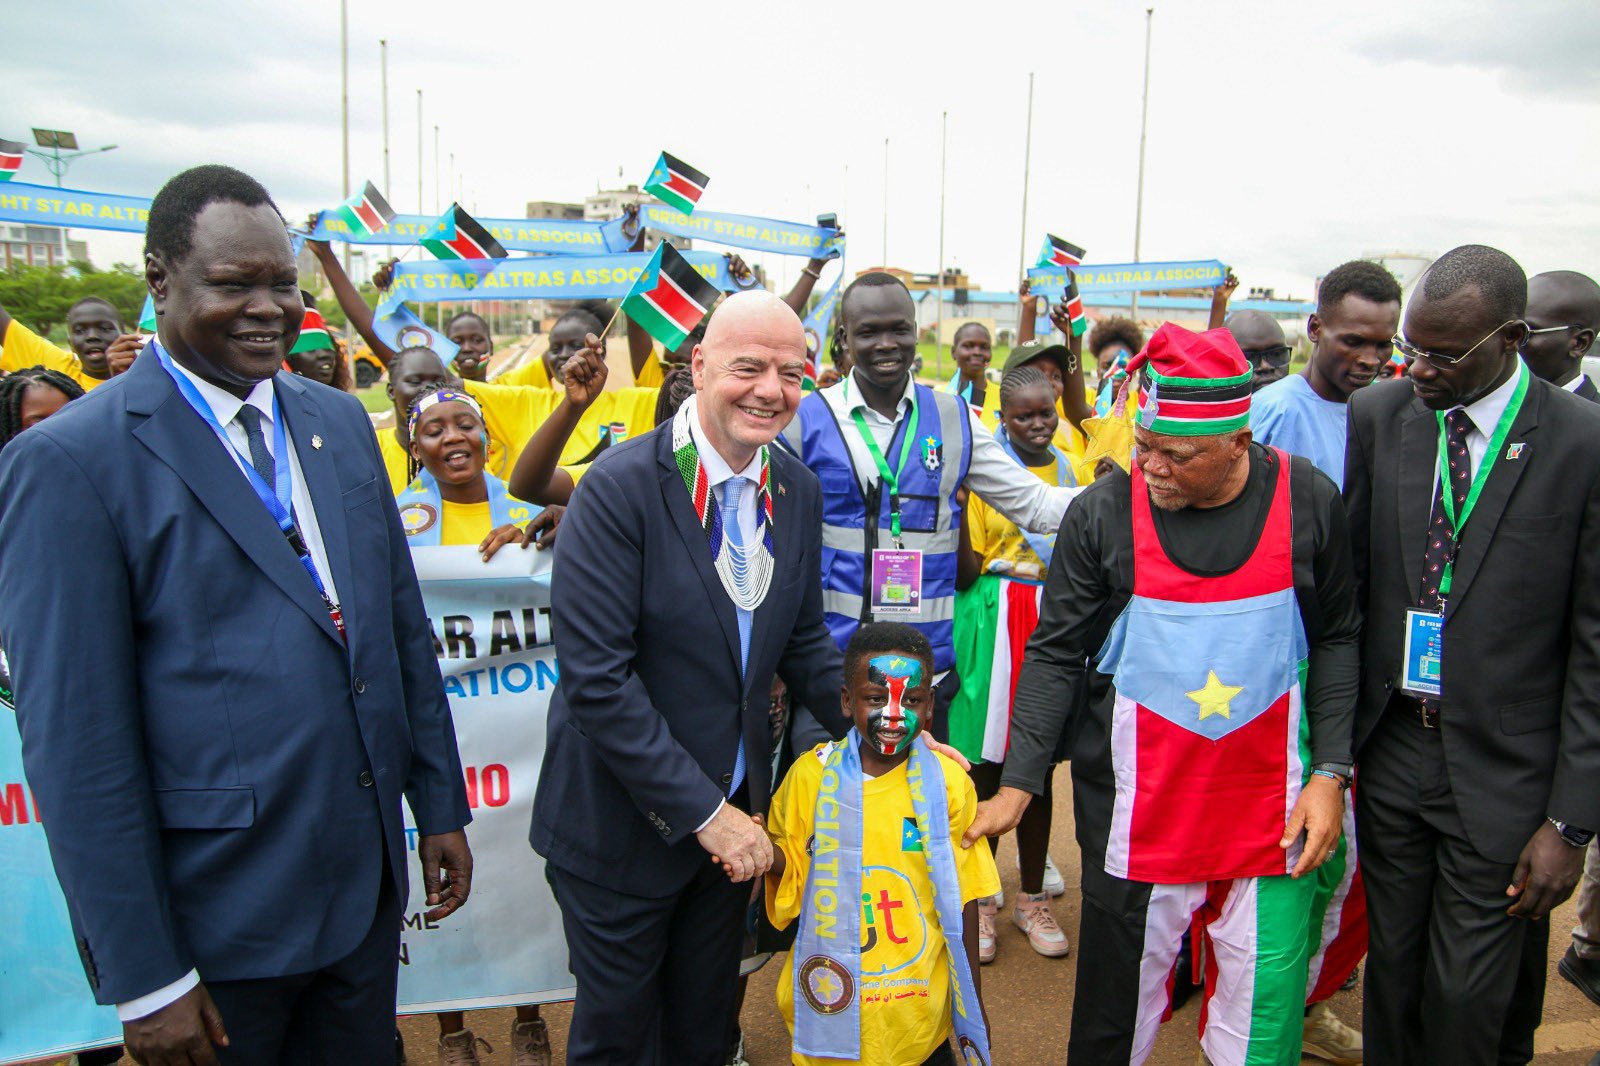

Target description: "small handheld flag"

left=644, top=151, right=710, bottom=215
left=1062, top=270, right=1088, bottom=337
left=421, top=203, right=508, bottom=261
left=138, top=293, right=158, bottom=332
left=290, top=307, right=336, bottom=354
left=1038, top=234, right=1086, bottom=269
left=621, top=243, right=720, bottom=350
left=335, top=181, right=397, bottom=239
left=0, top=139, right=23, bottom=182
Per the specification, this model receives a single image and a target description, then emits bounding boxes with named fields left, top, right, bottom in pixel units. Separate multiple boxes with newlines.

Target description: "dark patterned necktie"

left=1415, top=409, right=1473, bottom=714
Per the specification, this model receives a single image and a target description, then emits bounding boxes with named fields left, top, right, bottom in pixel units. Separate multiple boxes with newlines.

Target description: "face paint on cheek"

left=865, top=654, right=926, bottom=755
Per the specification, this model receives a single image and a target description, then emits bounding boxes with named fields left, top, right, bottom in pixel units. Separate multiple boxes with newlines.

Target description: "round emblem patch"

left=797, top=955, right=854, bottom=1016
left=400, top=502, right=438, bottom=537
left=803, top=327, right=820, bottom=356
left=397, top=324, right=434, bottom=350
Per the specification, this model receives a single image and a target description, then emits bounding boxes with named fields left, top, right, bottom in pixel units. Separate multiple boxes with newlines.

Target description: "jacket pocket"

left=1499, top=694, right=1561, bottom=736
left=153, top=786, right=256, bottom=829
left=342, top=476, right=381, bottom=510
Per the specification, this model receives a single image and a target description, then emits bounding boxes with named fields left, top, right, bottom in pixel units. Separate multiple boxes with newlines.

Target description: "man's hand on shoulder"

left=697, top=802, right=773, bottom=883
left=124, top=983, right=228, bottom=1066
left=418, top=829, right=473, bottom=921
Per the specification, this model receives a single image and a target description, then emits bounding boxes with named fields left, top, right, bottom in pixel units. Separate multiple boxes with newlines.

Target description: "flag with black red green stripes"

left=0, top=139, right=23, bottom=182
left=1062, top=270, right=1088, bottom=337
left=621, top=243, right=719, bottom=350
left=1037, top=234, right=1085, bottom=269
left=335, top=181, right=397, bottom=238
left=643, top=151, right=709, bottom=215
left=421, top=203, right=507, bottom=261
left=291, top=307, right=336, bottom=354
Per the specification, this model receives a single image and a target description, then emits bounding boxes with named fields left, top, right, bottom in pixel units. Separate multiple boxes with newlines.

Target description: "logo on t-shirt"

left=900, top=816, right=923, bottom=852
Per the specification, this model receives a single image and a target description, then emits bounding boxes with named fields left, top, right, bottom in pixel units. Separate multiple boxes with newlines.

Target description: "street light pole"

left=434, top=125, right=441, bottom=213
left=416, top=90, right=424, bottom=214
left=1017, top=72, right=1034, bottom=281
left=380, top=39, right=391, bottom=195
left=339, top=0, right=351, bottom=277
left=1131, top=7, right=1154, bottom=323
left=936, top=111, right=948, bottom=379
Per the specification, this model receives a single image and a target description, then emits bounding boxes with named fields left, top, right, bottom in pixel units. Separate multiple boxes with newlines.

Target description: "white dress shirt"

left=1440, top=358, right=1528, bottom=482
left=1563, top=373, right=1589, bottom=394
left=813, top=371, right=1080, bottom=533
left=685, top=395, right=764, bottom=833
left=121, top=361, right=341, bottom=1021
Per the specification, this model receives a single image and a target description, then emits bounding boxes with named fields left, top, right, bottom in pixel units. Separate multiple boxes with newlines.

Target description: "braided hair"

left=999, top=364, right=1052, bottom=411
left=0, top=367, right=86, bottom=454
left=653, top=365, right=697, bottom=426
left=401, top=387, right=486, bottom=486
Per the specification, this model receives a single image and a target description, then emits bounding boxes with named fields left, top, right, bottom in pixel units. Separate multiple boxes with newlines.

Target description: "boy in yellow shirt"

left=0, top=297, right=130, bottom=391
left=765, top=622, right=997, bottom=1066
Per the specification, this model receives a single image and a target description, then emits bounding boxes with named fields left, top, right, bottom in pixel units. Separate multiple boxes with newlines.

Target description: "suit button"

left=721, top=773, right=733, bottom=786
left=358, top=770, right=374, bottom=787
left=353, top=677, right=367, bottom=694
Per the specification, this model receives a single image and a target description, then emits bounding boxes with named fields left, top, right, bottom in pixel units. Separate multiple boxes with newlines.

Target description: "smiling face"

left=66, top=301, right=122, bottom=378
left=147, top=200, right=303, bottom=395
left=952, top=323, right=992, bottom=379
left=846, top=652, right=931, bottom=759
left=543, top=316, right=593, bottom=385
left=841, top=283, right=918, bottom=393
left=447, top=313, right=492, bottom=380
left=691, top=291, right=806, bottom=467
left=1306, top=293, right=1399, bottom=401
left=1001, top=382, right=1060, bottom=454
left=409, top=398, right=487, bottom=485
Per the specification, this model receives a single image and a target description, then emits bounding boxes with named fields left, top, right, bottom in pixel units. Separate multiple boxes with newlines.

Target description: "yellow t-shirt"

left=1, top=320, right=104, bottom=391
left=438, top=499, right=493, bottom=546
left=377, top=428, right=412, bottom=495
left=767, top=741, right=1000, bottom=1066
left=460, top=379, right=564, bottom=476
left=572, top=386, right=659, bottom=464
left=967, top=457, right=1070, bottom=580
left=632, top=354, right=666, bottom=389
left=492, top=356, right=551, bottom=389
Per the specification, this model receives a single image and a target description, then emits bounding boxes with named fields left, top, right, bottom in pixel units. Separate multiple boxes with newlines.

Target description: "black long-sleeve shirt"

left=1001, top=445, right=1361, bottom=800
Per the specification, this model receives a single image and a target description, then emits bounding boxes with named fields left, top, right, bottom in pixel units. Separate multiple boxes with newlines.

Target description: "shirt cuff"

left=695, top=798, right=726, bottom=834
left=117, top=969, right=200, bottom=1022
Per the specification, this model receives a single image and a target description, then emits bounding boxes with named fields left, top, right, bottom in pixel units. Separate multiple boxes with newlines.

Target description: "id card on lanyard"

left=850, top=393, right=923, bottom=617
left=1400, top=364, right=1529, bottom=696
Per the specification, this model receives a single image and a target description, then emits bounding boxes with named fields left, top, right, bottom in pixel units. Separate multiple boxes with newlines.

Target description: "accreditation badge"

left=870, top=548, right=923, bottom=616
left=1401, top=609, right=1443, bottom=697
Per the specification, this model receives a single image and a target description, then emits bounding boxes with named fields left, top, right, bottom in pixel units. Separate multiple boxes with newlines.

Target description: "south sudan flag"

left=1038, top=234, right=1085, bottom=269
left=290, top=307, right=336, bottom=354
left=0, top=139, right=23, bottom=182
left=335, top=181, right=396, bottom=238
left=139, top=293, right=157, bottom=332
left=622, top=243, right=719, bottom=350
left=421, top=203, right=507, bottom=261
left=1062, top=271, right=1088, bottom=337
left=644, top=151, right=709, bottom=215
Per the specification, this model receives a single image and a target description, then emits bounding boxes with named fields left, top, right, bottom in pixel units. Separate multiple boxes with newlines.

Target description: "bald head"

left=691, top=290, right=808, bottom=468
left=1225, top=310, right=1285, bottom=350
left=701, top=289, right=806, bottom=360
left=1524, top=270, right=1600, bottom=385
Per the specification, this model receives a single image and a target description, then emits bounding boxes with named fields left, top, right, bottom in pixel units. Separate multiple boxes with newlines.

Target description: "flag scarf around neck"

left=1037, top=234, right=1085, bottom=268
left=794, top=734, right=991, bottom=1063
left=336, top=180, right=397, bottom=239
left=991, top=423, right=1074, bottom=568
left=0, top=140, right=22, bottom=181
left=622, top=242, right=722, bottom=350
left=395, top=468, right=533, bottom=546
left=644, top=150, right=709, bottom=215
left=671, top=396, right=775, bottom=612
left=1094, top=449, right=1309, bottom=883
left=289, top=307, right=336, bottom=354
left=422, top=203, right=508, bottom=261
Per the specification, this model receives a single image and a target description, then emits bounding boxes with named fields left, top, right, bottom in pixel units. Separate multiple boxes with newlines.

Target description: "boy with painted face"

left=763, top=622, right=999, bottom=1066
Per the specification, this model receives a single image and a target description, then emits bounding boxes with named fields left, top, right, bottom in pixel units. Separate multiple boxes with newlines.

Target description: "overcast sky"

left=8, top=0, right=1599, bottom=300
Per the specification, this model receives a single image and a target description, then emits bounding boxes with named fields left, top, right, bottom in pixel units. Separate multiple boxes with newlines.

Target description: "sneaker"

left=511, top=1017, right=553, bottom=1066
left=724, top=1028, right=751, bottom=1066
left=1560, top=946, right=1600, bottom=1008
left=437, top=1029, right=491, bottom=1066
left=1013, top=892, right=1071, bottom=957
left=1012, top=853, right=1067, bottom=898
left=1302, top=1001, right=1363, bottom=1065
left=978, top=897, right=998, bottom=964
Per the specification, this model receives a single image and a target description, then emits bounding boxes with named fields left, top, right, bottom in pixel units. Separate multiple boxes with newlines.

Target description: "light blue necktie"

left=721, top=477, right=750, bottom=795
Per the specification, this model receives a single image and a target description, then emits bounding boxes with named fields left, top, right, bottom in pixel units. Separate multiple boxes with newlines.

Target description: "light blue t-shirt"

left=1251, top=374, right=1350, bottom=488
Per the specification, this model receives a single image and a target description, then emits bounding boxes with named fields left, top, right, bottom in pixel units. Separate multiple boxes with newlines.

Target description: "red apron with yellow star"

left=1094, top=449, right=1312, bottom=884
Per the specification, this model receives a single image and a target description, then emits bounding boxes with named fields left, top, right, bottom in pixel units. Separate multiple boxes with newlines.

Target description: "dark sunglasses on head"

left=1242, top=344, right=1291, bottom=369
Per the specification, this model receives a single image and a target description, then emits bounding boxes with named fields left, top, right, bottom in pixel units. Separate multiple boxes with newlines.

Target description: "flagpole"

left=380, top=40, right=391, bottom=196
left=1017, top=72, right=1034, bottom=280
left=415, top=90, right=424, bottom=214
left=881, top=137, right=889, bottom=268
left=433, top=125, right=441, bottom=213
left=936, top=111, right=947, bottom=382
left=339, top=0, right=351, bottom=280
left=1131, top=7, right=1154, bottom=324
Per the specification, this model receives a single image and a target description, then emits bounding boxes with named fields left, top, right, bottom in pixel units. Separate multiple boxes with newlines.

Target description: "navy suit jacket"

left=531, top=422, right=847, bottom=897
left=0, top=351, right=470, bottom=1005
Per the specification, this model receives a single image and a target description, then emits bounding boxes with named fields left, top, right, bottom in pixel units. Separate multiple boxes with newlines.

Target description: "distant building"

left=2, top=225, right=90, bottom=269
left=583, top=184, right=690, bottom=252
left=526, top=200, right=585, bottom=221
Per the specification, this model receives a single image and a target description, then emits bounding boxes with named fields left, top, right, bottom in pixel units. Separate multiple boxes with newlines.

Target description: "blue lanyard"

left=154, top=343, right=342, bottom=625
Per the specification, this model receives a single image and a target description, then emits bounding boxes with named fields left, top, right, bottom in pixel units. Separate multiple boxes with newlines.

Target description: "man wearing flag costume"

left=969, top=323, right=1361, bottom=1065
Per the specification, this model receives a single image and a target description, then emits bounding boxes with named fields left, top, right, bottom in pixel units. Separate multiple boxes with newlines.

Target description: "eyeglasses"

left=1242, top=344, right=1291, bottom=369
left=1393, top=320, right=1518, bottom=367
left=1524, top=324, right=1573, bottom=338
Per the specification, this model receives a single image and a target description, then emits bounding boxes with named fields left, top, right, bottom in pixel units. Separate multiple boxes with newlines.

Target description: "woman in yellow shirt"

left=943, top=322, right=1002, bottom=428
left=950, top=364, right=1075, bottom=965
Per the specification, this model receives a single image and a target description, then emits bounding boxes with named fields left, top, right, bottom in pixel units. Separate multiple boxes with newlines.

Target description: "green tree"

left=71, top=262, right=148, bottom=328
left=0, top=264, right=81, bottom=337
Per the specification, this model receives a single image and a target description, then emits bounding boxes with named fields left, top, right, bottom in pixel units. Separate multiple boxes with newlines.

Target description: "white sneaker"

left=1013, top=892, right=1071, bottom=957
left=978, top=897, right=998, bottom=964
left=1013, top=853, right=1067, bottom=898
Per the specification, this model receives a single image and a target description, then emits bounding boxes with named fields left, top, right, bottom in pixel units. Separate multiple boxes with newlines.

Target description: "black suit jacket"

left=530, top=422, right=847, bottom=897
left=1573, top=375, right=1598, bottom=403
left=1345, top=375, right=1600, bottom=862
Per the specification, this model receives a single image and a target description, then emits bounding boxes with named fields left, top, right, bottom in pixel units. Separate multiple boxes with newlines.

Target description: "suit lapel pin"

left=777, top=483, right=787, bottom=496
left=1506, top=442, right=1524, bottom=460
left=311, top=434, right=324, bottom=450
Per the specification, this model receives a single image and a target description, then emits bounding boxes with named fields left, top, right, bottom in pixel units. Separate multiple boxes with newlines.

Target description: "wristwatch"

left=1549, top=818, right=1596, bottom=848
left=1311, top=762, right=1353, bottom=790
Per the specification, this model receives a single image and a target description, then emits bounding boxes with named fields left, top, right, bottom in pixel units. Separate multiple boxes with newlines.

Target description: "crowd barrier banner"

left=1027, top=259, right=1228, bottom=296
left=311, top=211, right=635, bottom=255
left=377, top=249, right=743, bottom=311
left=0, top=181, right=150, bottom=234
left=397, top=545, right=573, bottom=1011
left=638, top=203, right=843, bottom=259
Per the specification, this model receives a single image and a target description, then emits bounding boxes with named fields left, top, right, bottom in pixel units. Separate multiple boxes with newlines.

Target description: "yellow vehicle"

left=350, top=341, right=386, bottom=389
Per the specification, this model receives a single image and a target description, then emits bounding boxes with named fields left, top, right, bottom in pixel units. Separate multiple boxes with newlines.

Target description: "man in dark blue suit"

left=0, top=165, right=472, bottom=1065
left=532, top=291, right=853, bottom=1064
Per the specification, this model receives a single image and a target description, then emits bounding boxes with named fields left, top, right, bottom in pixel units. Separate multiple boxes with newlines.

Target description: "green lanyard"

left=1435, top=363, right=1529, bottom=597
left=850, top=401, right=918, bottom=545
